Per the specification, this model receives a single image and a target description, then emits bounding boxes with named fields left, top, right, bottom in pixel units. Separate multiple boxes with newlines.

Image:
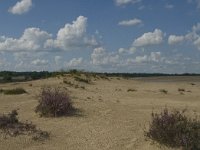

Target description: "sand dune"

left=0, top=76, right=200, bottom=150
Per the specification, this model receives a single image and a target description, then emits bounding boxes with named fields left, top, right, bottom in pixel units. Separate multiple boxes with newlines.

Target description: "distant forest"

left=0, top=70, right=199, bottom=83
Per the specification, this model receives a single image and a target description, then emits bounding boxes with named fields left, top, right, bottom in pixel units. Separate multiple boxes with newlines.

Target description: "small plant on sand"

left=35, top=87, right=73, bottom=117
left=145, top=108, right=200, bottom=150
left=0, top=110, right=49, bottom=140
left=0, top=88, right=27, bottom=95
left=127, top=88, right=137, bottom=92
left=159, top=89, right=168, bottom=94
left=178, top=88, right=185, bottom=92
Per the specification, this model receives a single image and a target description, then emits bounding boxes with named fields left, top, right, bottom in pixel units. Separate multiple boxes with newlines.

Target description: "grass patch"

left=145, top=108, right=200, bottom=149
left=74, top=76, right=90, bottom=84
left=0, top=88, right=27, bottom=95
left=0, top=110, right=49, bottom=141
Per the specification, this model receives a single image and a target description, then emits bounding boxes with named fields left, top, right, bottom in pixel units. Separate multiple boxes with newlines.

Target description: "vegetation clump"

left=0, top=88, right=27, bottom=95
left=127, top=88, right=137, bottom=92
left=35, top=87, right=74, bottom=117
left=0, top=110, right=49, bottom=140
left=159, top=89, right=168, bottom=94
left=146, top=108, right=200, bottom=150
left=74, top=76, right=90, bottom=84
left=178, top=88, right=185, bottom=92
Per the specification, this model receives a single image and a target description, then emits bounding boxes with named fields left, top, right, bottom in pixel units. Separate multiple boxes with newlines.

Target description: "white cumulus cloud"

left=91, top=47, right=119, bottom=66
left=118, top=18, right=142, bottom=26
left=0, top=16, right=98, bottom=52
left=8, top=0, right=32, bottom=15
left=66, top=58, right=83, bottom=67
left=134, top=52, right=162, bottom=63
left=45, top=16, right=98, bottom=51
left=168, top=35, right=185, bottom=45
left=133, top=29, right=163, bottom=47
left=0, top=28, right=52, bottom=52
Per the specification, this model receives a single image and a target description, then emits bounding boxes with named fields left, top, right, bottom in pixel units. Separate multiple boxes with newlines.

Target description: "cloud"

left=0, top=16, right=98, bottom=52
left=135, top=55, right=148, bottom=63
left=193, top=37, right=200, bottom=49
left=8, top=0, right=32, bottom=15
left=118, top=18, right=142, bottom=26
left=168, top=35, right=185, bottom=45
left=133, top=29, right=163, bottom=47
left=66, top=58, right=83, bottom=67
left=91, top=47, right=119, bottom=66
left=134, top=52, right=162, bottom=63
left=170, top=23, right=200, bottom=50
left=115, top=0, right=141, bottom=6
left=0, top=28, right=52, bottom=52
left=31, top=59, right=48, bottom=66
left=45, top=16, right=98, bottom=51
left=150, top=52, right=162, bottom=62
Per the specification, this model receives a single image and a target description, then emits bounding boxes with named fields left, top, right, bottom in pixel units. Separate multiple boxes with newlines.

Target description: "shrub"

left=178, top=88, right=185, bottom=92
left=145, top=108, right=200, bottom=150
left=0, top=110, right=18, bottom=128
left=159, top=89, right=168, bottom=94
left=0, top=110, right=49, bottom=140
left=127, top=88, right=137, bottom=92
left=35, top=87, right=73, bottom=117
left=0, top=88, right=27, bottom=95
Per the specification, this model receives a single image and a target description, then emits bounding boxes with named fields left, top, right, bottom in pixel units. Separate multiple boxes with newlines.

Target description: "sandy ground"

left=0, top=75, right=200, bottom=150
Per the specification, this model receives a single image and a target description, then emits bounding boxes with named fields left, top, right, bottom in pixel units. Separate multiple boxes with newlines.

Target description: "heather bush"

left=35, top=87, right=73, bottom=117
left=0, top=110, right=49, bottom=140
left=146, top=108, right=200, bottom=150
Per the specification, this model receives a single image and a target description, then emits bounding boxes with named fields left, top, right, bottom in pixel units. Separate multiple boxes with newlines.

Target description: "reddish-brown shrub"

left=35, top=87, right=73, bottom=117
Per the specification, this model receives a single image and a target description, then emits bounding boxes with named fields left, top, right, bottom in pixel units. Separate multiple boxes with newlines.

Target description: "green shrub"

left=145, top=108, right=200, bottom=150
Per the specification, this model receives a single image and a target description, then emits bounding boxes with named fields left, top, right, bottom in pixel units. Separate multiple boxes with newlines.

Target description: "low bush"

left=178, top=88, right=185, bottom=92
left=127, top=88, right=137, bottom=92
left=35, top=87, right=73, bottom=117
left=145, top=108, right=200, bottom=150
left=0, top=88, right=27, bottom=95
left=159, top=89, right=168, bottom=94
left=0, top=110, right=49, bottom=140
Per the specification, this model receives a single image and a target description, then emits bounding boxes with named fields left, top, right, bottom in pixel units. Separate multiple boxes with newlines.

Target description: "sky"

left=0, top=0, right=200, bottom=73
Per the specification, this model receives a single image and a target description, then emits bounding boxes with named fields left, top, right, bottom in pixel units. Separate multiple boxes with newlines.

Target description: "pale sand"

left=0, top=76, right=199, bottom=150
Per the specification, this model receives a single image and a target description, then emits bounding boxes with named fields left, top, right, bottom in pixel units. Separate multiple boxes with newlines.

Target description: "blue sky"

left=0, top=0, right=200, bottom=73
